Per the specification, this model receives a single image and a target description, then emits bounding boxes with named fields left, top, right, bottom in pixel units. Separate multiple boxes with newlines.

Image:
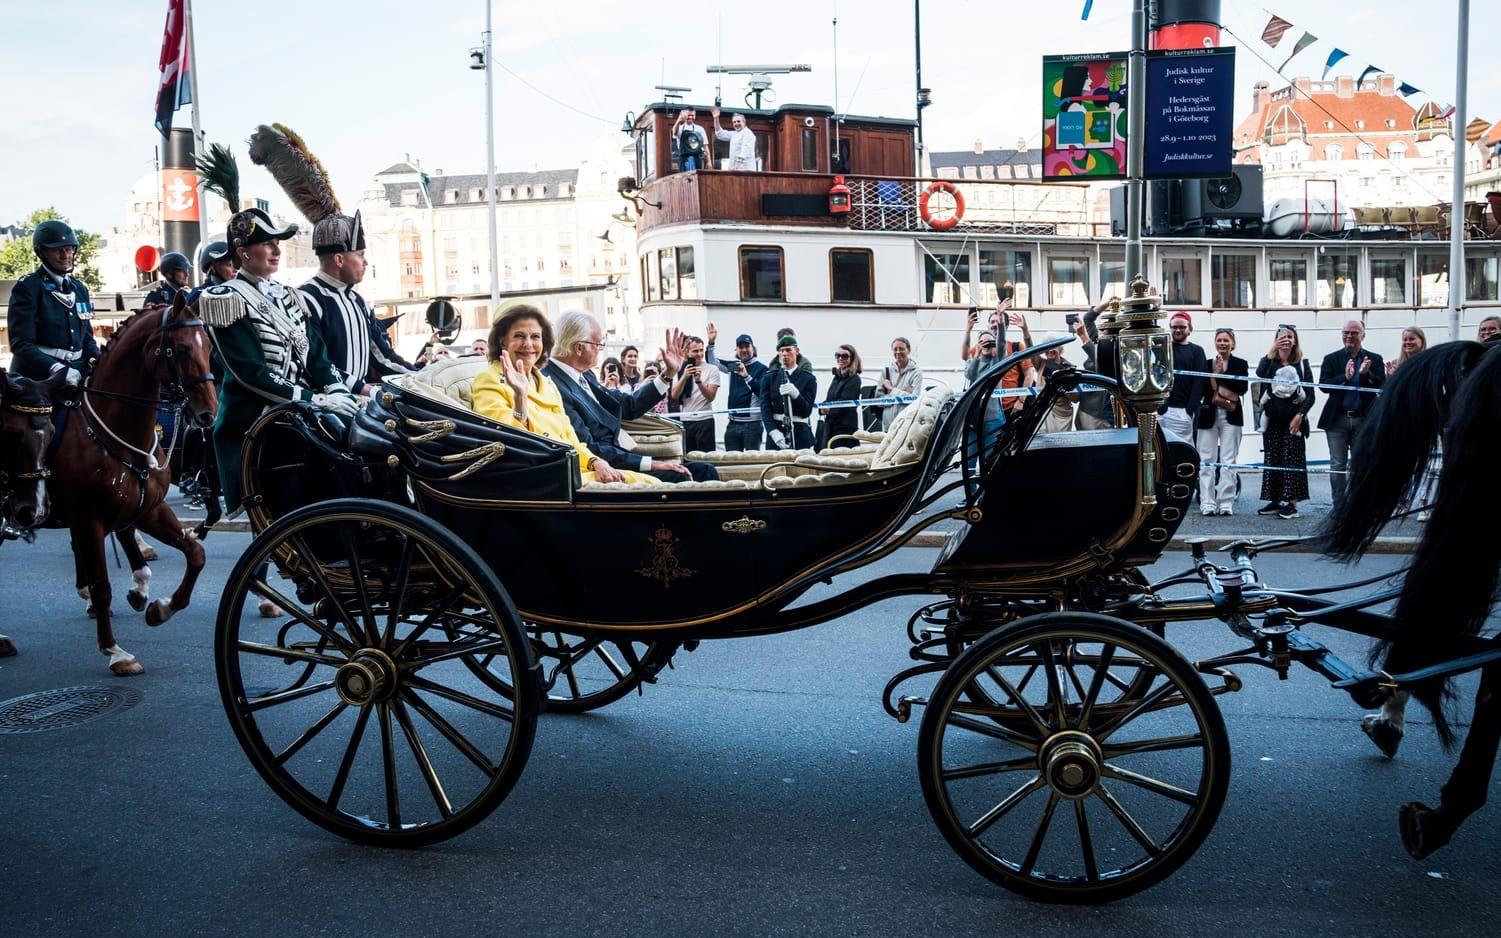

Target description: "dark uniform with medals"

left=297, top=212, right=412, bottom=394
left=196, top=207, right=358, bottom=513
left=6, top=220, right=99, bottom=384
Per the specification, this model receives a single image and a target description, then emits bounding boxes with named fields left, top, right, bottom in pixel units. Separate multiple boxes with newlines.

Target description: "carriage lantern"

left=1112, top=276, right=1173, bottom=507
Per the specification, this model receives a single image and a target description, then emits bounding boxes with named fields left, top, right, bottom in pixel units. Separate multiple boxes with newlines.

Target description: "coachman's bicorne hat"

left=312, top=211, right=366, bottom=256
left=227, top=206, right=298, bottom=250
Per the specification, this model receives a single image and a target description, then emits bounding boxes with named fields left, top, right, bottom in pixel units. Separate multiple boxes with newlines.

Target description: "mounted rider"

left=144, top=251, right=193, bottom=308
left=196, top=206, right=360, bottom=515
left=298, top=211, right=413, bottom=396
left=5, top=220, right=99, bottom=387
left=190, top=240, right=237, bottom=302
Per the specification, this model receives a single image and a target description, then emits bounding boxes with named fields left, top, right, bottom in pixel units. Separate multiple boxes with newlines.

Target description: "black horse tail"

left=1318, top=341, right=1484, bottom=561
left=1380, top=343, right=1501, bottom=747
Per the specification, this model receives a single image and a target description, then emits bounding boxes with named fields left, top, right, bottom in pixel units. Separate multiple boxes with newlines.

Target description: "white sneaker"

left=1201, top=506, right=1216, bottom=517
left=1219, top=505, right=1234, bottom=516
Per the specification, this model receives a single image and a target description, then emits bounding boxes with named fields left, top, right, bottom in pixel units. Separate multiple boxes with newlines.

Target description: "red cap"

left=1169, top=311, right=1193, bottom=326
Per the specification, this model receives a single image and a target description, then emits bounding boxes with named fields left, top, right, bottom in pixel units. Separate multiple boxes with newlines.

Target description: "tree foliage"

left=0, top=208, right=104, bottom=291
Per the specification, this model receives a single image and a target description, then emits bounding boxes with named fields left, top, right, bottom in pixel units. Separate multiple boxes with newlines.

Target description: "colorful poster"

left=1042, top=52, right=1129, bottom=180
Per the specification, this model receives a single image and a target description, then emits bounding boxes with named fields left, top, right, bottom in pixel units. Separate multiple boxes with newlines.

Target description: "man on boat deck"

left=760, top=335, right=818, bottom=450
left=6, top=219, right=99, bottom=386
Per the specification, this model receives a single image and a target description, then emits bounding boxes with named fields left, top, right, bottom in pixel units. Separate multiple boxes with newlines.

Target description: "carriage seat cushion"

left=409, top=357, right=491, bottom=409
left=870, top=387, right=953, bottom=470
left=579, top=477, right=756, bottom=492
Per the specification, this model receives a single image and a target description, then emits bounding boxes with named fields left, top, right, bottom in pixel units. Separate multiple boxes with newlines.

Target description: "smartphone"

left=1065, top=312, right=1080, bottom=327
left=1000, top=284, right=1015, bottom=301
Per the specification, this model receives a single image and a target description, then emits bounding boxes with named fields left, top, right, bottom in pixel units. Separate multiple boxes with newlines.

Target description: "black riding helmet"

left=159, top=251, right=192, bottom=277
left=198, top=240, right=231, bottom=274
left=32, top=219, right=79, bottom=255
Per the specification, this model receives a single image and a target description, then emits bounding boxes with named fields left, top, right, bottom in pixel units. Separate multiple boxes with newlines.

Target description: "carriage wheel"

left=918, top=613, right=1229, bottom=903
left=215, top=499, right=539, bottom=847
left=462, top=628, right=675, bottom=714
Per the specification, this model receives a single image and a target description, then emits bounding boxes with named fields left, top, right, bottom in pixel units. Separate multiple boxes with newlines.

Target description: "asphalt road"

left=1, top=531, right=1496, bottom=936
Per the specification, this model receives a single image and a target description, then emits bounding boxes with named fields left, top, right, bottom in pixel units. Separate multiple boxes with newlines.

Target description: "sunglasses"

left=834, top=352, right=851, bottom=359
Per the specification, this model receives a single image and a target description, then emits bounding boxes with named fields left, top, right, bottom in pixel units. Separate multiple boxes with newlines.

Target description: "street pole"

left=1124, top=0, right=1147, bottom=285
left=1448, top=0, right=1469, bottom=341
left=185, top=0, right=207, bottom=249
left=484, top=0, right=500, bottom=313
left=913, top=0, right=923, bottom=173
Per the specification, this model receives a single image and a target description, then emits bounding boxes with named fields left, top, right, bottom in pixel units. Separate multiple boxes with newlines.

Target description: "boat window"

left=978, top=249, right=1033, bottom=307
left=636, top=126, right=656, bottom=182
left=1370, top=255, right=1408, bottom=305
left=801, top=128, right=819, bottom=172
left=1161, top=255, right=1203, bottom=306
left=1466, top=252, right=1499, bottom=302
left=659, top=248, right=678, bottom=300
left=1046, top=256, right=1090, bottom=306
left=644, top=254, right=661, bottom=302
left=1316, top=252, right=1358, bottom=308
left=740, top=246, right=785, bottom=301
left=923, top=250, right=971, bottom=304
left=830, top=248, right=874, bottom=302
left=676, top=247, right=697, bottom=300
left=1417, top=252, right=1449, bottom=307
left=1098, top=254, right=1126, bottom=304
left=1210, top=253, right=1257, bottom=308
left=1268, top=257, right=1308, bottom=306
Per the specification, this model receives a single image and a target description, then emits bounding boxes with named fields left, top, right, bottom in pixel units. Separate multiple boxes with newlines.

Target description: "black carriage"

left=215, top=283, right=1493, bottom=903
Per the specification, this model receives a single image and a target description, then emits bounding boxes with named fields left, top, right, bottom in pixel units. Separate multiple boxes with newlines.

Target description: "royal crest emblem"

left=636, top=525, right=694, bottom=589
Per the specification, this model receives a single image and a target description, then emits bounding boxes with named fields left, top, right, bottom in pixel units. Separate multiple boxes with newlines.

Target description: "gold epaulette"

left=197, top=284, right=247, bottom=327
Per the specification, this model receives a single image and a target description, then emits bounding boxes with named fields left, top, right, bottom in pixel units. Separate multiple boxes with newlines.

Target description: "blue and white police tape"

left=1201, top=460, right=1347, bottom=475
left=1172, top=368, right=1382, bottom=395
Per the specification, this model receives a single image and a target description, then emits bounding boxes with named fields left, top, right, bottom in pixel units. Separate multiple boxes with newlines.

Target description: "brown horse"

left=48, top=295, right=219, bottom=675
left=0, top=369, right=69, bottom=657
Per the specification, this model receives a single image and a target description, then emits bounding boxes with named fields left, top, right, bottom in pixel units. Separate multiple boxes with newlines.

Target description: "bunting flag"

left=1399, top=82, right=1422, bottom=97
left=1418, top=104, right=1456, bottom=126
left=154, top=0, right=190, bottom=135
left=1081, top=0, right=1093, bottom=20
left=1321, top=49, right=1349, bottom=79
left=1278, top=32, right=1318, bottom=72
left=1261, top=14, right=1294, bottom=47
left=1357, top=65, right=1382, bottom=85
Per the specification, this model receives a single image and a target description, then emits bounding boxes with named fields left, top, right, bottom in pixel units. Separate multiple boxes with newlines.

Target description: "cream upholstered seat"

left=407, top=357, right=491, bottom=409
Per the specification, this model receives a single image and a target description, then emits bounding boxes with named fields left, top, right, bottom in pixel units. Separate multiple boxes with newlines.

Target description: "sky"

left=2, top=0, right=1497, bottom=235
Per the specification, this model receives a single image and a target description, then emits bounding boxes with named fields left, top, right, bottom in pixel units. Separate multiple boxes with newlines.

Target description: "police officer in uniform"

left=190, top=241, right=236, bottom=303
left=144, top=252, right=193, bottom=308
left=196, top=207, right=360, bottom=515
left=298, top=212, right=412, bottom=396
left=5, top=220, right=99, bottom=385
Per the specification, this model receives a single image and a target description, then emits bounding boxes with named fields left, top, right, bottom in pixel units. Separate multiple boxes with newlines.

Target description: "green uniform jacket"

left=197, top=274, right=343, bottom=511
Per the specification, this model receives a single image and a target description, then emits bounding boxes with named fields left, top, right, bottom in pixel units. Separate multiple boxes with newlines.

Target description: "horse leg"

left=0, top=633, right=15, bottom=657
left=115, top=528, right=153, bottom=613
left=1399, top=660, right=1501, bottom=859
left=76, top=520, right=141, bottom=676
left=1362, top=690, right=1410, bottom=759
left=128, top=525, right=158, bottom=563
left=133, top=501, right=204, bottom=628
left=72, top=527, right=96, bottom=618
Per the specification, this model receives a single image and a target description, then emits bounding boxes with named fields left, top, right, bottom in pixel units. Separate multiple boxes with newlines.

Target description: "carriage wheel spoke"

left=391, top=586, right=469, bottom=658
left=1020, top=792, right=1061, bottom=876
left=404, top=638, right=512, bottom=671
left=407, top=675, right=514, bottom=722
left=244, top=679, right=336, bottom=712
left=274, top=701, right=348, bottom=766
left=942, top=754, right=1036, bottom=781
left=984, top=666, right=1051, bottom=736
left=593, top=645, right=627, bottom=681
left=1103, top=733, right=1204, bottom=758
left=377, top=703, right=401, bottom=828
left=1075, top=799, right=1099, bottom=882
left=1095, top=782, right=1161, bottom=856
left=237, top=640, right=345, bottom=668
left=403, top=689, right=498, bottom=776
left=1093, top=677, right=1184, bottom=744
left=1076, top=645, right=1116, bottom=731
left=327, top=703, right=374, bottom=812
left=250, top=578, right=354, bottom=654
left=1102, top=764, right=1199, bottom=805
left=338, top=528, right=380, bottom=648
left=382, top=534, right=416, bottom=648
left=1013, top=664, right=1039, bottom=694
left=1038, top=641, right=1067, bottom=729
left=290, top=534, right=368, bottom=647
left=945, top=713, right=1041, bottom=750
left=554, top=632, right=583, bottom=699
left=967, top=775, right=1046, bottom=838
left=392, top=698, right=453, bottom=818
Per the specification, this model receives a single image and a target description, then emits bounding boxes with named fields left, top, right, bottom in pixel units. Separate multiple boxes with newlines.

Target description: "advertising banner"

left=1041, top=52, right=1129, bottom=180
left=1143, top=47, right=1236, bottom=179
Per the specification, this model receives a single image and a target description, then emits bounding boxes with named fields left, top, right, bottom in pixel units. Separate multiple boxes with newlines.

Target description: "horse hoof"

left=258, top=599, right=283, bottom=618
left=1362, top=714, right=1403, bottom=759
left=127, top=589, right=148, bottom=612
left=0, top=636, right=16, bottom=657
left=1399, top=802, right=1452, bottom=861
left=85, top=604, right=97, bottom=619
left=145, top=599, right=175, bottom=627
left=109, top=658, right=145, bottom=677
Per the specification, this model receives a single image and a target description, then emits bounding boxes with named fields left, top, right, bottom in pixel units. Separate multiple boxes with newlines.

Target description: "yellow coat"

left=471, top=362, right=660, bottom=486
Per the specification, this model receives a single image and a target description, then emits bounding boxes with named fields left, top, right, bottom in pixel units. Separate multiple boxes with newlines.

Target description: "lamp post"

left=1448, top=0, right=1469, bottom=341
left=483, top=1, right=500, bottom=312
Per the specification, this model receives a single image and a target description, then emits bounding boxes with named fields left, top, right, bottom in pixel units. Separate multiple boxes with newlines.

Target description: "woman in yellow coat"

left=471, top=305, right=660, bottom=486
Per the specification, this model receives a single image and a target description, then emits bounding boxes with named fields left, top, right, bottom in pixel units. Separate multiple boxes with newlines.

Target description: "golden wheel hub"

left=1040, top=730, right=1103, bottom=800
left=335, top=648, right=397, bottom=707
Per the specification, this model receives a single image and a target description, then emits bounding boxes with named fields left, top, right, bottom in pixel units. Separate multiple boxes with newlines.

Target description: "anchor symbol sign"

left=160, top=168, right=200, bottom=222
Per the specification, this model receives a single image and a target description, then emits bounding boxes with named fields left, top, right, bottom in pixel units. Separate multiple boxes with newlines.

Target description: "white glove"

left=50, top=362, right=81, bottom=386
left=779, top=381, right=799, bottom=399
left=312, top=392, right=361, bottom=418
left=768, top=429, right=787, bottom=449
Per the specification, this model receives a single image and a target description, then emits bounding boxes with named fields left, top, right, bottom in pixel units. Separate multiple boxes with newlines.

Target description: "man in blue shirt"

left=1318, top=319, right=1385, bottom=511
left=705, top=322, right=767, bottom=450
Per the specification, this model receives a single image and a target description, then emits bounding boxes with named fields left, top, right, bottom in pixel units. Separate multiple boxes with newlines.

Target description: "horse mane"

left=1317, top=341, right=1485, bottom=560
left=92, top=305, right=167, bottom=371
left=1377, top=343, right=1501, bottom=747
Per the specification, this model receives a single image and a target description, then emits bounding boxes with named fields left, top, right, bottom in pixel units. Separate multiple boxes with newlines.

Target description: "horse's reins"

left=0, top=396, right=55, bottom=539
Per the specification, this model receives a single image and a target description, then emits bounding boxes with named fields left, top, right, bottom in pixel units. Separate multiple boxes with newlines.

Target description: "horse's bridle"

left=153, top=305, right=215, bottom=409
left=0, top=393, right=54, bottom=539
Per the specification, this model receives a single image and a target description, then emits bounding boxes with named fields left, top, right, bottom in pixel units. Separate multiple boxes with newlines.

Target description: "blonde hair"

left=1394, top=326, right=1428, bottom=367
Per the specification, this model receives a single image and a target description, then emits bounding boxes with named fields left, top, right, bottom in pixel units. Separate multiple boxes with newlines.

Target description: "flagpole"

left=185, top=0, right=207, bottom=250
left=483, top=0, right=500, bottom=313
left=1448, top=0, right=1469, bottom=342
left=1124, top=0, right=1147, bottom=285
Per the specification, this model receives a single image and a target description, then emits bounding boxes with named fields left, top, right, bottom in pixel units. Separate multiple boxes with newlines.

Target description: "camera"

left=1065, top=312, right=1080, bottom=327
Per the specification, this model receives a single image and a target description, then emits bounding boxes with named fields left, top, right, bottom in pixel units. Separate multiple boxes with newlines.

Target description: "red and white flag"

left=155, top=0, right=191, bottom=135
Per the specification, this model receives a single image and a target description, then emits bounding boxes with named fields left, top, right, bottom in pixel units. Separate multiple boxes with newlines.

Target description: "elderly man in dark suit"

left=542, top=311, right=719, bottom=483
left=1317, top=319, right=1385, bottom=510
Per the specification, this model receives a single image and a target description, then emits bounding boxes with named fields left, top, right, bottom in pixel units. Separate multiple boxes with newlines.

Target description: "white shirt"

left=677, top=365, right=719, bottom=422
left=714, top=126, right=758, bottom=170
left=551, top=360, right=668, bottom=472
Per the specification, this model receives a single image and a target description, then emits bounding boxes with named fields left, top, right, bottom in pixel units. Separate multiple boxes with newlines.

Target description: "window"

left=830, top=248, right=874, bottom=302
left=1161, top=255, right=1203, bottom=305
left=1098, top=254, right=1125, bottom=303
left=923, top=250, right=971, bottom=305
left=644, top=254, right=661, bottom=302
left=1358, top=146, right=1374, bottom=161
left=1467, top=253, right=1500, bottom=301
left=676, top=247, right=697, bottom=300
left=1210, top=253, right=1256, bottom=307
left=1046, top=256, right=1090, bottom=306
left=739, top=246, right=785, bottom=300
left=978, top=249, right=1033, bottom=307
left=1325, top=143, right=1344, bottom=161
left=1316, top=252, right=1357, bottom=307
left=658, top=248, right=677, bottom=300
left=255, top=198, right=270, bottom=213
left=800, top=128, right=820, bottom=172
left=501, top=186, right=514, bottom=199
left=1417, top=252, right=1448, bottom=307
left=1370, top=255, right=1408, bottom=304
left=1389, top=142, right=1407, bottom=161
left=1268, top=257, right=1309, bottom=306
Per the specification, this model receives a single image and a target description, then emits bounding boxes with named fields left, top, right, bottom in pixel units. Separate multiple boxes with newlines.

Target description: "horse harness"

left=0, top=391, right=54, bottom=540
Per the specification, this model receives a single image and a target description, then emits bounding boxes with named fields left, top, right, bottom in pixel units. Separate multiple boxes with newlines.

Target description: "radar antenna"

left=705, top=64, right=812, bottom=110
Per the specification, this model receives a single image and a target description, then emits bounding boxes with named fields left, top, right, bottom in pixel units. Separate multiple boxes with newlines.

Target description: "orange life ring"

left=919, top=181, right=965, bottom=230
